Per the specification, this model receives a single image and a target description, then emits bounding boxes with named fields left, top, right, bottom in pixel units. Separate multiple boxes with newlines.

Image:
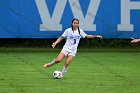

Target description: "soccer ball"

left=53, top=70, right=62, bottom=79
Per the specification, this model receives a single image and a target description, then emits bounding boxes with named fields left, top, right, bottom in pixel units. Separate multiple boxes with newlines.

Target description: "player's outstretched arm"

left=52, top=36, right=64, bottom=48
left=85, top=35, right=102, bottom=39
left=131, top=38, right=140, bottom=43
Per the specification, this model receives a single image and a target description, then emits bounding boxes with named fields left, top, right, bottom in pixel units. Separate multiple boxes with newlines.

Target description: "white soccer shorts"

left=61, top=48, right=76, bottom=57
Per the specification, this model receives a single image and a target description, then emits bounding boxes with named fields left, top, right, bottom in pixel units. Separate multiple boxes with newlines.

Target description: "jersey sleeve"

left=80, top=29, right=87, bottom=38
left=62, top=29, right=68, bottom=38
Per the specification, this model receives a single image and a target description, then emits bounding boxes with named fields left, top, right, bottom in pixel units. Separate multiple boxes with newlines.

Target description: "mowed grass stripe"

left=0, top=48, right=140, bottom=93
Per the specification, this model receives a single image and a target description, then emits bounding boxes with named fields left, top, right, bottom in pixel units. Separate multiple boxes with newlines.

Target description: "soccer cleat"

left=43, top=63, right=50, bottom=68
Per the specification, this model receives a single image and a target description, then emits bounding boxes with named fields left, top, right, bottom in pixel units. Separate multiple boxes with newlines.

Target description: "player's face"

left=72, top=20, right=79, bottom=29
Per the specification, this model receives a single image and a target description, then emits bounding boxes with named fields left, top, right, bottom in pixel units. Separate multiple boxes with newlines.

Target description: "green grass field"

left=0, top=48, right=140, bottom=93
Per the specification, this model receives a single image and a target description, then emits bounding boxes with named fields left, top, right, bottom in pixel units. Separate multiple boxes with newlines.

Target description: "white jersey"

left=62, top=28, right=87, bottom=54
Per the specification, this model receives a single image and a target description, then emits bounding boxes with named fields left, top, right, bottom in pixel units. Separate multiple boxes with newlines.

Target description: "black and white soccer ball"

left=53, top=70, right=62, bottom=79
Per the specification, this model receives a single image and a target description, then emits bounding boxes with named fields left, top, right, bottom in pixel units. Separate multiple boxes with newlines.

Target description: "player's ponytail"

left=71, top=24, right=74, bottom=32
left=77, top=26, right=80, bottom=35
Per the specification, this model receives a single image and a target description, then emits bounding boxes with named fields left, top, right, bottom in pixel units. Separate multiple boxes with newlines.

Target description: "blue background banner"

left=0, top=0, right=140, bottom=38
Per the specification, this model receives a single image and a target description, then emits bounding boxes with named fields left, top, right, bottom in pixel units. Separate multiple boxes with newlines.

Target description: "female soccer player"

left=44, top=18, right=102, bottom=76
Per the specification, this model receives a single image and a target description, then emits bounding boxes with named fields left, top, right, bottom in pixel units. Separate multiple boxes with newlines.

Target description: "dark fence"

left=0, top=39, right=140, bottom=48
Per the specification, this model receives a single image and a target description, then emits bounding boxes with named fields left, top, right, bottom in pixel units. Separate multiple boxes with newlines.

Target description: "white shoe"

left=43, top=63, right=50, bottom=68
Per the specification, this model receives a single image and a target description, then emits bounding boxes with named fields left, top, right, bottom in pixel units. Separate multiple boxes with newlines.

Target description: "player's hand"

left=131, top=39, right=140, bottom=43
left=96, top=35, right=102, bottom=38
left=52, top=43, right=56, bottom=48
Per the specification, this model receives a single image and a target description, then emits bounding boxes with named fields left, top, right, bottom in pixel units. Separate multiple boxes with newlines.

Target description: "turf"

left=0, top=48, right=140, bottom=93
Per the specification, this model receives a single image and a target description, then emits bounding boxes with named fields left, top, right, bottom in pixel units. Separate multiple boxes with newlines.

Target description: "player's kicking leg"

left=61, top=55, right=74, bottom=76
left=44, top=52, right=65, bottom=68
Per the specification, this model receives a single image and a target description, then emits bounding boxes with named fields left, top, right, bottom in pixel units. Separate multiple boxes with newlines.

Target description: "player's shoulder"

left=63, top=28, right=72, bottom=33
left=66, top=28, right=72, bottom=31
left=79, top=28, right=84, bottom=32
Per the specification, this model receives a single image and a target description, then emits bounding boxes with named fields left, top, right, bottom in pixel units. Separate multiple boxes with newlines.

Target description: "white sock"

left=61, top=66, right=67, bottom=76
left=48, top=59, right=56, bottom=67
